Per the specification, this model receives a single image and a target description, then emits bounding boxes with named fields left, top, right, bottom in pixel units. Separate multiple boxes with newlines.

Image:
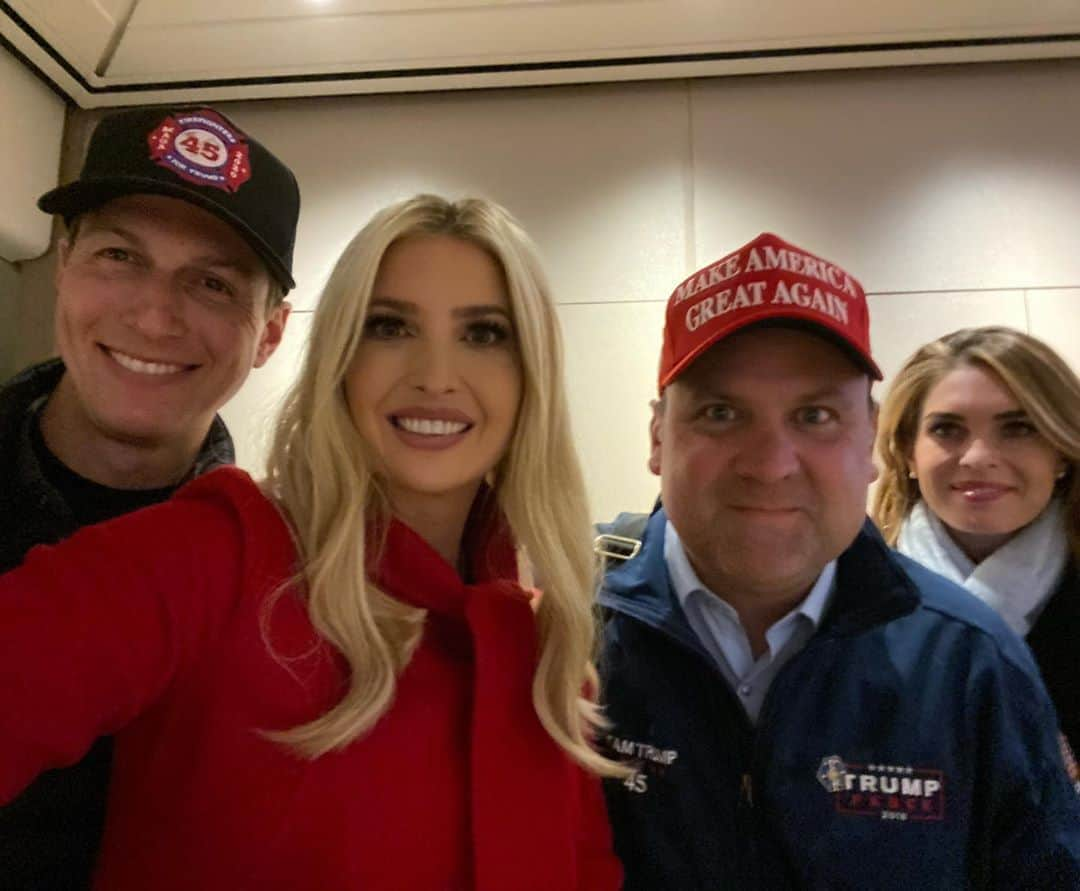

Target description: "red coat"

left=0, top=468, right=621, bottom=890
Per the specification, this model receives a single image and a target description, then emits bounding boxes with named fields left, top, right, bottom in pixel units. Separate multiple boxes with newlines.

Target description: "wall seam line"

left=684, top=78, right=696, bottom=275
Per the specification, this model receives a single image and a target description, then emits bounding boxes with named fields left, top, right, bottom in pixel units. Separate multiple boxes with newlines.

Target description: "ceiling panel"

left=122, top=0, right=1080, bottom=42
left=134, top=0, right=613, bottom=24
left=4, top=0, right=1080, bottom=107
left=5, top=0, right=116, bottom=75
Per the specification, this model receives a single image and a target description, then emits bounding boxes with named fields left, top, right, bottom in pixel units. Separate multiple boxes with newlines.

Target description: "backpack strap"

left=593, top=512, right=650, bottom=569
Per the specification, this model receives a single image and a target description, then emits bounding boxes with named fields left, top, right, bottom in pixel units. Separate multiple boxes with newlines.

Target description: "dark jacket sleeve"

left=978, top=643, right=1080, bottom=888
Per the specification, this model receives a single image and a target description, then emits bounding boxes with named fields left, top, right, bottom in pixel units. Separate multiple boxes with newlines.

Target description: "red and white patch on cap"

left=147, top=110, right=252, bottom=193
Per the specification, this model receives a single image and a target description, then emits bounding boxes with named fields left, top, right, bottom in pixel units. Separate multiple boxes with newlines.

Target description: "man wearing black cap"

left=596, top=234, right=1080, bottom=889
left=0, top=106, right=299, bottom=889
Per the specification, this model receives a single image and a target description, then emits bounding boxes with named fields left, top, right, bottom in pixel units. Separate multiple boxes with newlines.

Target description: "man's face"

left=650, top=326, right=877, bottom=603
left=53, top=194, right=289, bottom=448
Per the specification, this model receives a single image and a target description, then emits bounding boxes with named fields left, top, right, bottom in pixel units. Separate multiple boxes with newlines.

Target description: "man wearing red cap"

left=0, top=106, right=298, bottom=889
left=597, top=234, right=1080, bottom=888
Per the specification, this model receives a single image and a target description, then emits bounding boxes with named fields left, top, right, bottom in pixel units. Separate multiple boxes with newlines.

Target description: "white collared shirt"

left=664, top=520, right=836, bottom=724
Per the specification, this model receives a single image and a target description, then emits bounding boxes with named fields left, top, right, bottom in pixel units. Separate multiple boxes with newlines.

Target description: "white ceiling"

left=4, top=0, right=1080, bottom=108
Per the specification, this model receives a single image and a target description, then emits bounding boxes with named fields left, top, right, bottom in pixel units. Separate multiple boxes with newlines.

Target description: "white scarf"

left=897, top=499, right=1069, bottom=637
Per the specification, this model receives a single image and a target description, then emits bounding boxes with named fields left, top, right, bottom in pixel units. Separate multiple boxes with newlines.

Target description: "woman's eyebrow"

left=922, top=410, right=1029, bottom=421
left=368, top=298, right=510, bottom=320
left=453, top=304, right=511, bottom=320
left=368, top=297, right=415, bottom=314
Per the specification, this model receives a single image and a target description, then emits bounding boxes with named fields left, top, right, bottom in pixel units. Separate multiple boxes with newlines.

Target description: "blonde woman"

left=0, top=196, right=623, bottom=890
left=873, top=326, right=1080, bottom=755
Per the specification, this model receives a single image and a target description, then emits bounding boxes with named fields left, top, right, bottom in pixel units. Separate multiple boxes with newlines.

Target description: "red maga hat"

left=657, top=232, right=882, bottom=390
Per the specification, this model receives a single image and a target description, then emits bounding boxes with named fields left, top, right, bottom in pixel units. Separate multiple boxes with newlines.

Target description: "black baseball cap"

left=38, top=106, right=300, bottom=292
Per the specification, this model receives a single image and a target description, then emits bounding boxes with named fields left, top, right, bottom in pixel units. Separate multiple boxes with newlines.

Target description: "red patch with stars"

left=147, top=109, right=252, bottom=193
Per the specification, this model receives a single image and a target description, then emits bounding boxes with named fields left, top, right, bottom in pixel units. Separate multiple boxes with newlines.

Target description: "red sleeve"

left=576, top=769, right=624, bottom=890
left=0, top=470, right=257, bottom=802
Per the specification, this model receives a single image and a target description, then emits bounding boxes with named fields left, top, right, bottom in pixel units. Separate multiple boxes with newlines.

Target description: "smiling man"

left=0, top=105, right=299, bottom=889
left=596, top=233, right=1080, bottom=889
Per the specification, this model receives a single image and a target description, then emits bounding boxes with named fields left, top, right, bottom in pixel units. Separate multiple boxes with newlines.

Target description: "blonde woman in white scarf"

left=873, top=326, right=1080, bottom=776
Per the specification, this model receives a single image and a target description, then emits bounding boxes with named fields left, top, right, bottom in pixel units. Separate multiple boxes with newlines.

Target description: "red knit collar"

left=366, top=488, right=581, bottom=889
left=371, top=486, right=525, bottom=617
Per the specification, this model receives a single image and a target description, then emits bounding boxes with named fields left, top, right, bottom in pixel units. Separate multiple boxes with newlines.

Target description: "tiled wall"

left=23, top=61, right=1080, bottom=522
left=198, top=80, right=694, bottom=519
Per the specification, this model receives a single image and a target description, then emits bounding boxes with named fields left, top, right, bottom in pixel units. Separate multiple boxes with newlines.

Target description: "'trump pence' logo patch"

left=148, top=110, right=252, bottom=193
left=816, top=755, right=945, bottom=822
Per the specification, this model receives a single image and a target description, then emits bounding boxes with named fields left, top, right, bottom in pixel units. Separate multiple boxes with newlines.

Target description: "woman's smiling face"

left=344, top=234, right=522, bottom=525
left=910, top=363, right=1065, bottom=560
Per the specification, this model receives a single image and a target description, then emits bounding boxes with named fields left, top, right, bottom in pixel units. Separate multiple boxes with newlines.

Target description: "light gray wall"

left=9, top=111, right=98, bottom=373
left=15, top=59, right=1080, bottom=520
left=0, top=43, right=64, bottom=262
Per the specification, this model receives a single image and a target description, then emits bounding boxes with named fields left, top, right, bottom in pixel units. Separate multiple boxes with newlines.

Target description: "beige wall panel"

left=12, top=111, right=112, bottom=368
left=220, top=83, right=689, bottom=312
left=556, top=300, right=665, bottom=524
left=218, top=311, right=312, bottom=475
left=13, top=249, right=57, bottom=368
left=0, top=44, right=65, bottom=261
left=1025, top=289, right=1080, bottom=374
left=867, top=290, right=1027, bottom=394
left=691, top=62, right=1080, bottom=294
left=0, top=259, right=21, bottom=379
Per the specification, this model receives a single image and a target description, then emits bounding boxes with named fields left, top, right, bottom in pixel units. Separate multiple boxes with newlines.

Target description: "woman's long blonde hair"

left=872, top=326, right=1080, bottom=561
left=264, top=195, right=618, bottom=775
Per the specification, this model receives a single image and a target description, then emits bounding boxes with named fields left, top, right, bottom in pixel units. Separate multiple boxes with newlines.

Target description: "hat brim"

left=753, top=317, right=884, bottom=380
left=660, top=311, right=883, bottom=390
left=38, top=176, right=296, bottom=292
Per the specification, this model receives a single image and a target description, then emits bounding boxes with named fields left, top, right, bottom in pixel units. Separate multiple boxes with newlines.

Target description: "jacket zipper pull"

left=741, top=773, right=754, bottom=808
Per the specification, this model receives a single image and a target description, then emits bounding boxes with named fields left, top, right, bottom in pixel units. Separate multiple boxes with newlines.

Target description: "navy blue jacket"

left=1028, top=561, right=1080, bottom=755
left=599, top=509, right=1080, bottom=890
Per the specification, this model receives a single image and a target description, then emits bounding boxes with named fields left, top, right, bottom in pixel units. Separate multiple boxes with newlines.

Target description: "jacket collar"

left=0, top=357, right=66, bottom=434
left=597, top=507, right=714, bottom=660
left=825, top=518, right=921, bottom=633
left=599, top=507, right=919, bottom=642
